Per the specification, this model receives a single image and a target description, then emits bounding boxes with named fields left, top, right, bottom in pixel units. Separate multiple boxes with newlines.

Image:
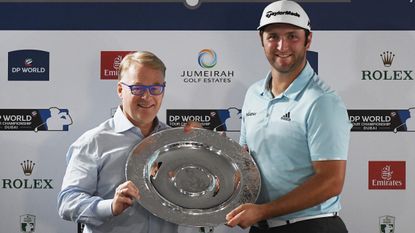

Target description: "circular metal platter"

left=125, top=127, right=261, bottom=227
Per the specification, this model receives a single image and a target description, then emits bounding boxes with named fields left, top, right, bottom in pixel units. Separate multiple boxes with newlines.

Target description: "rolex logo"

left=21, top=160, right=35, bottom=176
left=2, top=160, right=53, bottom=189
left=380, top=51, right=395, bottom=67
left=362, top=51, right=413, bottom=81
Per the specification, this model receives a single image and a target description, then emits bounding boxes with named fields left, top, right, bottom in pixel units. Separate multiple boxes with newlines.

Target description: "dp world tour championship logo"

left=166, top=107, right=241, bottom=132
left=0, top=107, right=72, bottom=132
left=348, top=107, right=415, bottom=132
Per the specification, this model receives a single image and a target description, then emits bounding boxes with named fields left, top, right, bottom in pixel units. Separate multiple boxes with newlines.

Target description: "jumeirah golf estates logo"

left=198, top=49, right=217, bottom=68
left=362, top=51, right=413, bottom=80
left=179, top=49, right=234, bottom=84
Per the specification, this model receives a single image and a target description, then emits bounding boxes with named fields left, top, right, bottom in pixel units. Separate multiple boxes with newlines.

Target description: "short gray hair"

left=118, top=51, right=166, bottom=80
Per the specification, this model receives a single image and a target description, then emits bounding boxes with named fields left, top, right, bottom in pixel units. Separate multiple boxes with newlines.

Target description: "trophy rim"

left=125, top=127, right=261, bottom=227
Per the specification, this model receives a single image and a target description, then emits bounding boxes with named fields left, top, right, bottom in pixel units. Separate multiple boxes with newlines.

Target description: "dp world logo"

left=8, top=49, right=49, bottom=81
left=198, top=49, right=217, bottom=69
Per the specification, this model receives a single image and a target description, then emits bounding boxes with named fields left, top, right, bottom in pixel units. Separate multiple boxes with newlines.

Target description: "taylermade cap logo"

left=266, top=10, right=300, bottom=19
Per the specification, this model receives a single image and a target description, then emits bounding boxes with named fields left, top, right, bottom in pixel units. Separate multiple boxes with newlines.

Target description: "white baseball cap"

left=257, top=0, right=311, bottom=31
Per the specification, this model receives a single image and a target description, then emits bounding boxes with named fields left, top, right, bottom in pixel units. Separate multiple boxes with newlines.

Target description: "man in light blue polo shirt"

left=226, top=1, right=351, bottom=233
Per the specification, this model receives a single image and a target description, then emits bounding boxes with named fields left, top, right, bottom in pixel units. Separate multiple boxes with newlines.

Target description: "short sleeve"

left=306, top=94, right=352, bottom=161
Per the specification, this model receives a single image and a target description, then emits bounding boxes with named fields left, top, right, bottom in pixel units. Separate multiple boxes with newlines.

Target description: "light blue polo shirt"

left=240, top=62, right=351, bottom=220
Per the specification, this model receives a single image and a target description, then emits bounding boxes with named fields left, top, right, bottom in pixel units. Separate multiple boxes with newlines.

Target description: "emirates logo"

left=368, top=161, right=405, bottom=190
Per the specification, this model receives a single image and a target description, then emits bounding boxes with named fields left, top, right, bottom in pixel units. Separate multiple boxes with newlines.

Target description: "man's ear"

left=117, top=82, right=123, bottom=99
left=259, top=31, right=265, bottom=47
left=306, top=31, right=313, bottom=49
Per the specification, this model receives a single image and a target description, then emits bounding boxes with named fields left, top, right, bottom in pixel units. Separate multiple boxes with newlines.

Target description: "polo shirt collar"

left=114, top=106, right=135, bottom=133
left=284, top=62, right=315, bottom=100
left=113, top=106, right=162, bottom=134
left=260, top=72, right=272, bottom=97
left=261, top=62, right=315, bottom=100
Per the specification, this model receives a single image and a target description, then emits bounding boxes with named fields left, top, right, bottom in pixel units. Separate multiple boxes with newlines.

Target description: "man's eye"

left=267, top=35, right=276, bottom=40
left=288, top=34, right=298, bottom=40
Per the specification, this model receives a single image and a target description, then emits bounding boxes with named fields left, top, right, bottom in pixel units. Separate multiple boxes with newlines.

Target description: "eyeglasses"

left=120, top=82, right=166, bottom=96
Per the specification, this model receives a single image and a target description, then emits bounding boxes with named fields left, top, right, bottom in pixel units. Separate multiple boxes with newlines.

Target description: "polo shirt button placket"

left=266, top=100, right=275, bottom=119
left=265, top=102, right=272, bottom=123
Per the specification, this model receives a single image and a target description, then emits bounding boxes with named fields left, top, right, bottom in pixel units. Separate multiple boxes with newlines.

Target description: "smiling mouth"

left=138, top=103, right=154, bottom=109
left=277, top=54, right=291, bottom=58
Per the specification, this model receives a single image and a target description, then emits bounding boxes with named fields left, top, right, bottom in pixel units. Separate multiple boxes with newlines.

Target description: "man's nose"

left=276, top=37, right=288, bottom=51
left=140, top=88, right=151, bottom=98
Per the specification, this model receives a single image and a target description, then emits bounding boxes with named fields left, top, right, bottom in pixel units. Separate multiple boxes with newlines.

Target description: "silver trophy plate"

left=125, top=127, right=261, bottom=227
